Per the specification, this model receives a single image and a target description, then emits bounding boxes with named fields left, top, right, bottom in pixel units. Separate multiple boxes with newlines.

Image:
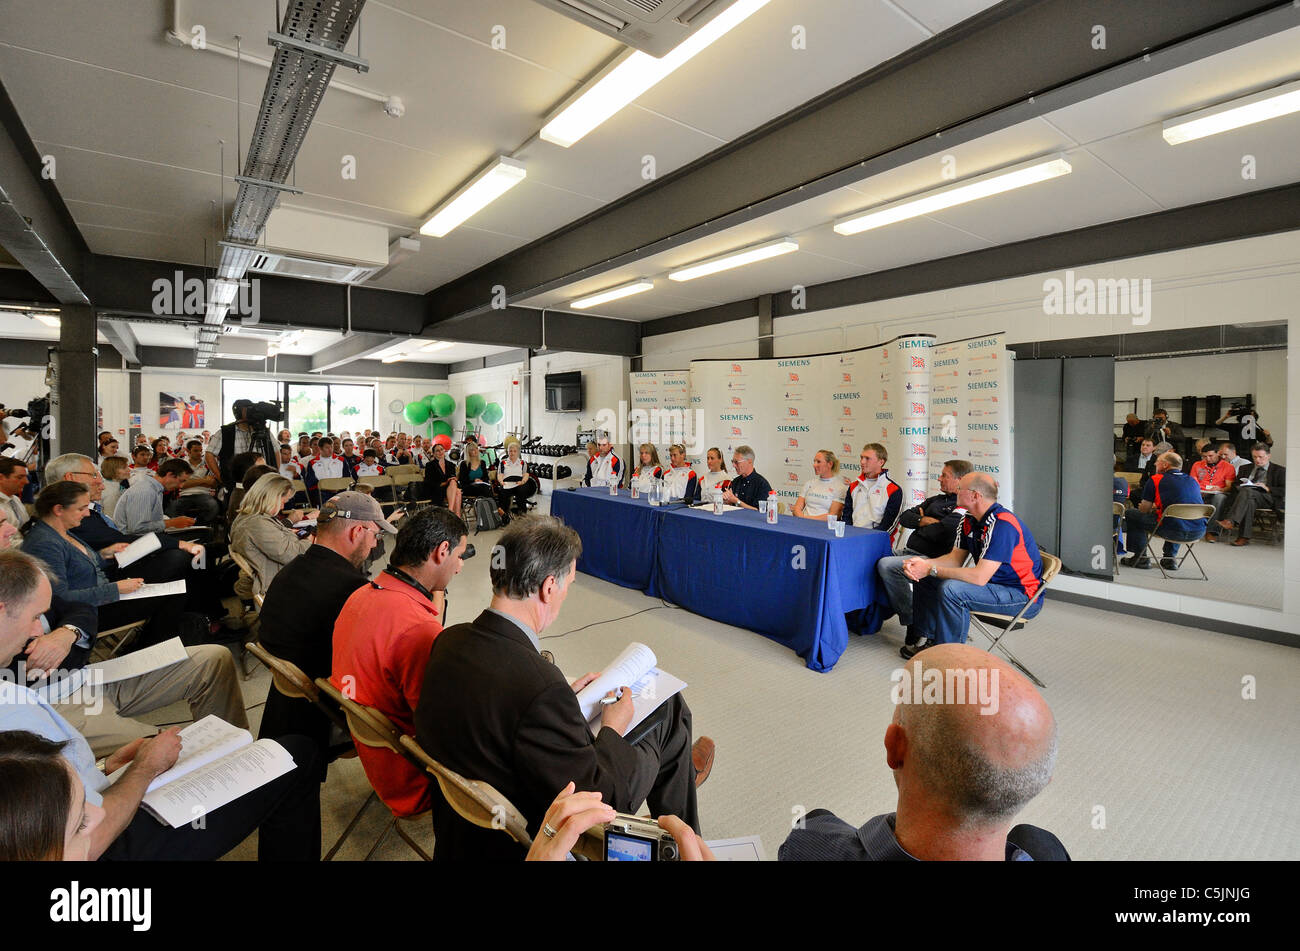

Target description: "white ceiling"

left=518, top=24, right=1300, bottom=318
left=0, top=0, right=999, bottom=295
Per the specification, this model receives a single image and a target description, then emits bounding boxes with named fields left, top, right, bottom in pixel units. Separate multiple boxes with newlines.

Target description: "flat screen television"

left=543, top=371, right=585, bottom=413
left=545, top=371, right=583, bottom=412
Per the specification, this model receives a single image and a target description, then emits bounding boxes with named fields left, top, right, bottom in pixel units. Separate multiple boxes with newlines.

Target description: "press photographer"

left=204, top=399, right=283, bottom=491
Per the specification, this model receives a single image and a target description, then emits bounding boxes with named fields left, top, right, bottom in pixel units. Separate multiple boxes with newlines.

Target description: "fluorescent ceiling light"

left=1162, top=78, right=1300, bottom=145
left=540, top=0, right=772, bottom=148
left=420, top=156, right=526, bottom=238
left=571, top=279, right=654, bottom=309
left=381, top=352, right=409, bottom=364
left=33, top=313, right=62, bottom=328
left=420, top=340, right=454, bottom=353
left=668, top=237, right=798, bottom=282
left=833, top=154, right=1073, bottom=236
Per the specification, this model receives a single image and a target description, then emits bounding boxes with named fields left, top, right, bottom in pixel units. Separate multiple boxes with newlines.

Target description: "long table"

left=549, top=487, right=893, bottom=672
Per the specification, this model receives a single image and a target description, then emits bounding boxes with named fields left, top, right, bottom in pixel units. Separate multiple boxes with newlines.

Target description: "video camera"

left=1228, top=402, right=1255, bottom=418
left=234, top=399, right=285, bottom=427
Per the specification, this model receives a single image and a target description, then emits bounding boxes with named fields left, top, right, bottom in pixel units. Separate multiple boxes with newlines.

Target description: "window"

left=221, top=378, right=374, bottom=436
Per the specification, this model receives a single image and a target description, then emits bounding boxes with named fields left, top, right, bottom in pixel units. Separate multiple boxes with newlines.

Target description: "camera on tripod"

left=234, top=399, right=285, bottom=427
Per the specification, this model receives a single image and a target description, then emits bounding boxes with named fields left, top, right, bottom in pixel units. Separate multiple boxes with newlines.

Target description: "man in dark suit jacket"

left=1217, top=443, right=1286, bottom=545
left=415, top=515, right=713, bottom=861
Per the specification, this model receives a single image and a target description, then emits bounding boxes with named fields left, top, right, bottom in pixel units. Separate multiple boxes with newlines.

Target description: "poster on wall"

left=159, top=392, right=204, bottom=430
left=926, top=332, right=1014, bottom=508
left=629, top=370, right=691, bottom=463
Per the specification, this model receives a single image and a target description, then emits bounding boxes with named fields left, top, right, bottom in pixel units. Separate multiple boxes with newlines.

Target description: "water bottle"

left=767, top=490, right=778, bottom=524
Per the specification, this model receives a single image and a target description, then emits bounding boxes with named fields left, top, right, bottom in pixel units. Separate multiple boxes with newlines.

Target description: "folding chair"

left=391, top=472, right=425, bottom=508
left=398, top=734, right=533, bottom=851
left=315, top=678, right=433, bottom=861
left=967, top=552, right=1061, bottom=689
left=1112, top=501, right=1126, bottom=577
left=1254, top=507, right=1284, bottom=543
left=1143, top=503, right=1215, bottom=580
left=356, top=474, right=399, bottom=510
left=88, top=620, right=148, bottom=663
left=226, top=550, right=262, bottom=678
left=314, top=476, right=354, bottom=508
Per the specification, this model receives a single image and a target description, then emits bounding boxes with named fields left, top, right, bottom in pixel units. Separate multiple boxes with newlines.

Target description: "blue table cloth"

left=552, top=489, right=893, bottom=672
left=655, top=506, right=892, bottom=672
left=549, top=488, right=665, bottom=592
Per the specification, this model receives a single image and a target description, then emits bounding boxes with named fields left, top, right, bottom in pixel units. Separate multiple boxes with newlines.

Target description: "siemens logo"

left=968, top=382, right=998, bottom=390
left=777, top=425, right=811, bottom=432
left=720, top=414, right=754, bottom=421
left=976, top=464, right=1001, bottom=473
left=898, top=426, right=929, bottom=435
left=968, top=423, right=999, bottom=431
left=933, top=436, right=959, bottom=443
left=833, top=392, right=861, bottom=400
left=777, top=359, right=811, bottom=367
left=899, top=339, right=929, bottom=349
left=935, top=358, right=959, bottom=367
left=874, top=412, right=893, bottom=420
left=933, top=397, right=957, bottom=404
left=968, top=339, right=998, bottom=349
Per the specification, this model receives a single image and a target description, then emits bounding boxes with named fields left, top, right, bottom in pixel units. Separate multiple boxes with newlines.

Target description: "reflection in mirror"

left=1113, top=330, right=1286, bottom=609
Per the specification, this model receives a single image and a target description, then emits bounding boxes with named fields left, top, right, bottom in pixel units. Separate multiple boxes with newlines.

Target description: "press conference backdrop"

left=682, top=332, right=1013, bottom=510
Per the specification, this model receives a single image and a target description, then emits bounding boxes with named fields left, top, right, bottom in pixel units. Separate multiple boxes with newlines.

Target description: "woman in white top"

left=793, top=449, right=845, bottom=521
left=699, top=447, right=730, bottom=499
left=631, top=444, right=663, bottom=494
left=493, top=439, right=536, bottom=515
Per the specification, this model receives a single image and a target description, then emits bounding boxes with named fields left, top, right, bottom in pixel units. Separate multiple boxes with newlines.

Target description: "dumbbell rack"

left=521, top=447, right=584, bottom=496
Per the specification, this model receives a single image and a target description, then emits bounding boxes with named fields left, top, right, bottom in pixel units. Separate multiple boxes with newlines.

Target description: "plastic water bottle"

left=767, top=490, right=778, bottom=524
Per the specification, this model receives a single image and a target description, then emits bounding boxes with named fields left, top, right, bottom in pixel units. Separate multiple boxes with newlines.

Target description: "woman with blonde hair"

left=793, top=449, right=844, bottom=521
left=661, top=443, right=699, bottom=502
left=230, top=473, right=312, bottom=600
left=700, top=447, right=730, bottom=497
left=631, top=443, right=663, bottom=494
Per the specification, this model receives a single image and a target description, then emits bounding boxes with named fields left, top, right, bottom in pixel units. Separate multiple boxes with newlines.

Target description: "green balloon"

left=403, top=401, right=430, bottom=425
left=430, top=420, right=452, bottom=437
left=431, top=393, right=456, bottom=418
left=465, top=394, right=487, bottom=419
left=481, top=402, right=504, bottom=425
left=422, top=394, right=439, bottom=411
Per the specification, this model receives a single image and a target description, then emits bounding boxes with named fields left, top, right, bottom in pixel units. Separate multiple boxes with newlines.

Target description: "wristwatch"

left=928, top=566, right=939, bottom=578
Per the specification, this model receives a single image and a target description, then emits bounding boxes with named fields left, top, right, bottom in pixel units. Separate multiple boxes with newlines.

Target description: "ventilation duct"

left=531, top=0, right=739, bottom=56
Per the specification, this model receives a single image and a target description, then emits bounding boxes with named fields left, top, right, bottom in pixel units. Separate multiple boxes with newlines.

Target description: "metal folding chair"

left=1112, top=500, right=1127, bottom=577
left=1143, top=503, right=1215, bottom=580
left=966, top=551, right=1061, bottom=689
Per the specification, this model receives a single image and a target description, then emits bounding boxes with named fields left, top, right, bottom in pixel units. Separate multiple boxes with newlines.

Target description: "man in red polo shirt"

left=331, top=504, right=469, bottom=816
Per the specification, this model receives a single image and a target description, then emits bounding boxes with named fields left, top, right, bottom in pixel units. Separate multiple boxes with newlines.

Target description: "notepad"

left=574, top=642, right=687, bottom=738
left=118, top=579, right=187, bottom=601
left=113, top=533, right=161, bottom=568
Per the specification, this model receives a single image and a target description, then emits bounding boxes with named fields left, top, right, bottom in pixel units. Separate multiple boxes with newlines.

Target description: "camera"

left=234, top=399, right=284, bottom=427
left=1228, top=403, right=1254, bottom=418
left=601, top=814, right=680, bottom=861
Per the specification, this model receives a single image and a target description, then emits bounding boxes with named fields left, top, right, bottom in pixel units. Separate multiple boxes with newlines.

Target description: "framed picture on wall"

left=160, top=391, right=204, bottom=430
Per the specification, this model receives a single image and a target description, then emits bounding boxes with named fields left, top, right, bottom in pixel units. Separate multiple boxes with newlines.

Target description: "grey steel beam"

left=100, top=319, right=140, bottom=367
left=310, top=332, right=395, bottom=372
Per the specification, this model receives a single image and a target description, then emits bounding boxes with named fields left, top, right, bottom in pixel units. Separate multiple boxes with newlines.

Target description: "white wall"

left=636, top=229, right=1300, bottom=637
left=529, top=351, right=630, bottom=447
left=447, top=362, right=525, bottom=444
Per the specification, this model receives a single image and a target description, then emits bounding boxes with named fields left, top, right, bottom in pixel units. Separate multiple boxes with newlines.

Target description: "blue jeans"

left=1124, top=510, right=1203, bottom=557
left=876, top=552, right=924, bottom=626
left=912, top=577, right=1042, bottom=645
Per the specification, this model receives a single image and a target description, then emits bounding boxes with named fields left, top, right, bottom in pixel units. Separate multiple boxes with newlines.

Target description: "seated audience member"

left=277, top=428, right=292, bottom=448
left=897, top=473, right=1043, bottom=659
left=151, top=437, right=172, bottom=466
left=0, top=457, right=31, bottom=529
left=0, top=511, right=246, bottom=757
left=353, top=447, right=386, bottom=477
left=168, top=439, right=220, bottom=525
left=0, top=730, right=107, bottom=861
left=338, top=438, right=360, bottom=476
left=458, top=442, right=499, bottom=515
left=661, top=443, right=699, bottom=502
left=1121, top=412, right=1145, bottom=468
left=278, top=444, right=303, bottom=481
left=1190, top=446, right=1236, bottom=537
left=793, top=449, right=844, bottom=521
left=331, top=507, right=458, bottom=816
left=493, top=439, right=536, bottom=515
left=779, top=643, right=1066, bottom=860
left=127, top=445, right=154, bottom=474
left=415, top=515, right=714, bottom=861
left=1217, top=443, right=1286, bottom=547
left=0, top=551, right=321, bottom=860
left=230, top=475, right=312, bottom=601
left=97, top=438, right=120, bottom=468
left=1121, top=451, right=1208, bottom=569
left=98, top=456, right=128, bottom=516
left=294, top=435, right=313, bottom=462
left=1218, top=442, right=1249, bottom=475
left=19, top=481, right=189, bottom=649
left=876, top=461, right=971, bottom=647
left=409, top=435, right=428, bottom=468
left=630, top=443, right=663, bottom=495
left=303, top=437, right=347, bottom=503
left=1112, top=462, right=1130, bottom=506
left=423, top=443, right=461, bottom=511
left=582, top=433, right=623, bottom=489
left=257, top=492, right=379, bottom=755
left=722, top=445, right=773, bottom=510
left=842, top=443, right=901, bottom=533
left=114, top=458, right=196, bottom=535
left=387, top=434, right=414, bottom=467
left=699, top=447, right=730, bottom=499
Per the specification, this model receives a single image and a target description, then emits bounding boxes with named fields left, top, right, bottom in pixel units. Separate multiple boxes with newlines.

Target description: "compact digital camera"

left=601, top=814, right=680, bottom=862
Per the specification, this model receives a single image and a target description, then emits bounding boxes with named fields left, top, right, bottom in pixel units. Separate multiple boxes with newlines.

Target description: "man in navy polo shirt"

left=899, top=472, right=1043, bottom=658
left=1121, top=451, right=1208, bottom=570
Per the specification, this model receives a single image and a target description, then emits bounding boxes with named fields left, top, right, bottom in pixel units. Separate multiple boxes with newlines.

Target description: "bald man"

left=779, top=643, right=1066, bottom=860
left=898, top=472, right=1043, bottom=658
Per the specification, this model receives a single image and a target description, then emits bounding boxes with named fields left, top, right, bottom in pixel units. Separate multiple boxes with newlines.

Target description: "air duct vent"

left=532, top=0, right=735, bottom=56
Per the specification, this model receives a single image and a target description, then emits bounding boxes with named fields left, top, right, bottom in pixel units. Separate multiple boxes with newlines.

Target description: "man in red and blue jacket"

left=1121, top=451, right=1208, bottom=569
left=898, top=472, right=1044, bottom=658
